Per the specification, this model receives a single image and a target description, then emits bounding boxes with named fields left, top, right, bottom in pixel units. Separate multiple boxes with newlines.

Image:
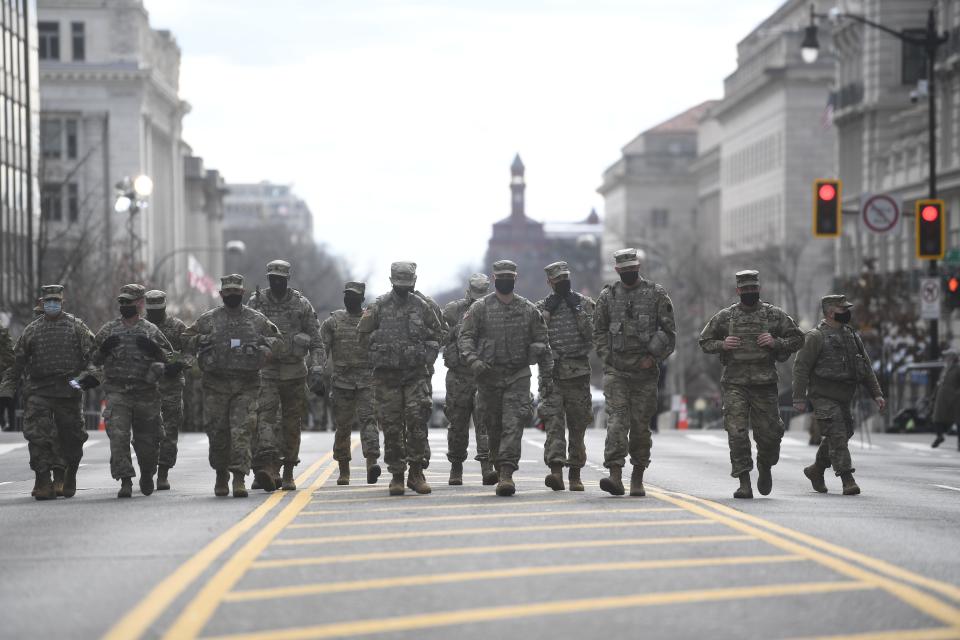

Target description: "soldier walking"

left=536, top=261, right=595, bottom=492
left=93, top=284, right=174, bottom=498
left=320, top=281, right=381, bottom=485
left=144, top=290, right=189, bottom=491
left=931, top=349, right=960, bottom=450
left=357, top=262, right=441, bottom=496
left=249, top=260, right=325, bottom=492
left=793, top=295, right=885, bottom=495
left=0, top=285, right=98, bottom=500
left=441, top=274, right=493, bottom=485
left=594, top=249, right=675, bottom=497
left=459, top=260, right=553, bottom=497
left=0, top=323, right=14, bottom=431
left=699, top=270, right=803, bottom=499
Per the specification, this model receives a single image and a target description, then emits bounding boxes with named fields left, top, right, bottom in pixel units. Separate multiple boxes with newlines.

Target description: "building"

left=0, top=0, right=40, bottom=324
left=543, top=209, right=603, bottom=298
left=223, top=181, right=313, bottom=237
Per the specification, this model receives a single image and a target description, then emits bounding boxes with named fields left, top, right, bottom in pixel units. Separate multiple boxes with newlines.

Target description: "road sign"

left=861, top=194, right=900, bottom=234
left=946, top=248, right=960, bottom=264
left=920, top=277, right=941, bottom=320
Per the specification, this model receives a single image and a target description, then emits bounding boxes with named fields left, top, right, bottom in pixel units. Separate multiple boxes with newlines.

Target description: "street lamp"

left=115, top=174, right=153, bottom=282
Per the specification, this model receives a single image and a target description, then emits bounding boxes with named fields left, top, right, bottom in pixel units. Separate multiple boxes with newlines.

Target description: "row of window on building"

left=38, top=20, right=84, bottom=61
left=722, top=131, right=783, bottom=187
left=40, top=116, right=77, bottom=159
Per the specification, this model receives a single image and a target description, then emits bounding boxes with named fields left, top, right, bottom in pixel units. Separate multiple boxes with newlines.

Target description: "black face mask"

left=494, top=278, right=515, bottom=295
left=119, top=305, right=138, bottom=319
left=268, top=275, right=288, bottom=295
left=146, top=310, right=166, bottom=324
left=393, top=285, right=413, bottom=299
left=553, top=280, right=572, bottom=296
left=619, top=271, right=639, bottom=286
left=222, top=294, right=243, bottom=308
left=834, top=310, right=852, bottom=324
left=344, top=292, right=364, bottom=314
left=740, top=292, right=760, bottom=307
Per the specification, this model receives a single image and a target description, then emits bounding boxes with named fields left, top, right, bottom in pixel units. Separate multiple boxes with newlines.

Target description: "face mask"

left=344, top=292, right=364, bottom=314
left=268, top=275, right=288, bottom=295
left=393, top=285, right=413, bottom=298
left=43, top=300, right=62, bottom=316
left=553, top=280, right=572, bottom=296
left=222, top=294, right=243, bottom=308
left=119, top=305, right=138, bottom=319
left=834, top=310, right=851, bottom=324
left=619, top=271, right=639, bottom=286
left=739, top=292, right=760, bottom=306
left=146, top=309, right=166, bottom=324
left=494, top=278, right=515, bottom=295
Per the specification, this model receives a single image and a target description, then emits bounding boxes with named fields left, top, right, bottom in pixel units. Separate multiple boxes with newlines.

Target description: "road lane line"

left=252, top=534, right=754, bottom=569
left=101, top=449, right=336, bottom=640
left=225, top=554, right=806, bottom=602
left=300, top=497, right=586, bottom=514
left=309, top=489, right=559, bottom=504
left=287, top=507, right=682, bottom=529
left=200, top=581, right=871, bottom=640
left=786, top=628, right=960, bottom=640
left=933, top=484, right=960, bottom=493
left=648, top=491, right=960, bottom=628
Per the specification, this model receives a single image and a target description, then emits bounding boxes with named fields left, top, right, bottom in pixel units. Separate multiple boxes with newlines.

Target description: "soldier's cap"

left=344, top=281, right=366, bottom=295
left=220, top=274, right=245, bottom=292
left=492, top=259, right=518, bottom=278
left=735, top=270, right=760, bottom=288
left=266, top=260, right=291, bottom=278
left=468, top=273, right=490, bottom=295
left=40, top=284, right=64, bottom=300
left=821, top=294, right=854, bottom=312
left=544, top=261, right=570, bottom=280
left=145, top=289, right=167, bottom=309
left=117, top=283, right=146, bottom=303
left=389, top=261, right=417, bottom=286
left=613, top=248, right=641, bottom=268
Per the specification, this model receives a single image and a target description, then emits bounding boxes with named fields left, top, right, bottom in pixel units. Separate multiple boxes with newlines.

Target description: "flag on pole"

left=187, top=254, right=219, bottom=299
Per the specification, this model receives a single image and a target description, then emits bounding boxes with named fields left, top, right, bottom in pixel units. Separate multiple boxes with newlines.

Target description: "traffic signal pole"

left=926, top=9, right=940, bottom=362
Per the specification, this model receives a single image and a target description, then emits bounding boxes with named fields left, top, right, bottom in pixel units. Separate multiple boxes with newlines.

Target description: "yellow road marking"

left=786, top=628, right=960, bottom=640
left=287, top=507, right=682, bottom=529
left=309, top=490, right=556, bottom=504
left=273, top=518, right=715, bottom=546
left=101, top=450, right=334, bottom=640
left=251, top=534, right=754, bottom=569
left=300, top=497, right=581, bottom=514
left=225, top=554, right=805, bottom=602
left=649, top=491, right=960, bottom=628
left=201, top=581, right=871, bottom=640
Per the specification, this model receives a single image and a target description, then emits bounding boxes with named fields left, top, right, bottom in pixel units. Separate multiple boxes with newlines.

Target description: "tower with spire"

left=510, top=153, right=525, bottom=218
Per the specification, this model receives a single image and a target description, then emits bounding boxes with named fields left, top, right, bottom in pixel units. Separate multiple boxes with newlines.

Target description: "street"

left=1, top=428, right=959, bottom=639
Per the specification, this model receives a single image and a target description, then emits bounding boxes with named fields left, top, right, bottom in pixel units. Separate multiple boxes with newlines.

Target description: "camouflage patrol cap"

left=544, top=261, right=570, bottom=280
left=117, top=283, right=146, bottom=302
left=220, top=274, right=245, bottom=292
left=145, top=289, right=167, bottom=309
left=344, top=281, right=366, bottom=295
left=40, top=284, right=64, bottom=300
left=613, top=248, right=641, bottom=268
left=468, top=273, right=490, bottom=296
left=821, top=294, right=854, bottom=312
left=389, top=261, right=417, bottom=286
left=266, top=260, right=291, bottom=277
left=735, top=270, right=760, bottom=287
left=492, top=260, right=518, bottom=277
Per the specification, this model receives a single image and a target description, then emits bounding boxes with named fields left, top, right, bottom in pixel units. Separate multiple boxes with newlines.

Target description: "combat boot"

left=336, top=459, right=350, bottom=486
left=214, top=469, right=230, bottom=497
left=31, top=471, right=40, bottom=497
left=366, top=458, right=381, bottom=484
left=481, top=460, right=498, bottom=486
left=62, top=464, right=78, bottom=498
left=389, top=471, right=405, bottom=496
left=34, top=470, right=56, bottom=501
left=803, top=464, right=828, bottom=493
left=157, top=465, right=171, bottom=491
left=254, top=465, right=276, bottom=493
left=232, top=471, right=248, bottom=498
left=840, top=472, right=860, bottom=496
left=599, top=465, right=625, bottom=496
left=272, top=465, right=282, bottom=490
left=251, top=473, right=262, bottom=490
left=630, top=465, right=645, bottom=497
left=544, top=463, right=564, bottom=491
left=139, top=465, right=155, bottom=496
left=52, top=468, right=65, bottom=497
left=282, top=462, right=296, bottom=491
left=495, top=466, right=516, bottom=497
left=757, top=463, right=773, bottom=496
left=734, top=472, right=753, bottom=499
left=117, top=477, right=133, bottom=499
left=568, top=467, right=584, bottom=492
left=407, top=464, right=432, bottom=494
left=448, top=461, right=463, bottom=486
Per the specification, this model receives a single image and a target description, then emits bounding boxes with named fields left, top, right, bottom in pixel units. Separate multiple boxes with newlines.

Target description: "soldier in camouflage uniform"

left=320, top=281, right=381, bottom=485
left=144, top=290, right=189, bottom=491
left=459, top=260, right=553, bottom=497
left=413, top=288, right=443, bottom=471
left=536, top=261, right=595, bottom=492
left=92, top=284, right=174, bottom=498
left=358, top=262, right=441, bottom=496
left=594, top=249, right=676, bottom=497
left=248, top=260, right=325, bottom=492
left=793, top=294, right=884, bottom=496
left=182, top=274, right=280, bottom=497
left=0, top=285, right=98, bottom=500
left=442, top=274, right=492, bottom=485
left=699, top=270, right=803, bottom=499
left=0, top=324, right=14, bottom=431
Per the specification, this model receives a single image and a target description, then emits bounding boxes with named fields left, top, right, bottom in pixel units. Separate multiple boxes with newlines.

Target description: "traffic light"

left=916, top=199, right=946, bottom=259
left=813, top=179, right=841, bottom=237
left=946, top=274, right=960, bottom=310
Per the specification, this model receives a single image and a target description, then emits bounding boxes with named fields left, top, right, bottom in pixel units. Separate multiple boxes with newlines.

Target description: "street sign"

left=920, top=277, right=941, bottom=320
left=861, top=194, right=900, bottom=234
left=946, top=248, right=960, bottom=265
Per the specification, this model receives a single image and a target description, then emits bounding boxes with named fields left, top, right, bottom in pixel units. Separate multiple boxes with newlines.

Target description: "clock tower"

left=510, top=153, right=525, bottom=218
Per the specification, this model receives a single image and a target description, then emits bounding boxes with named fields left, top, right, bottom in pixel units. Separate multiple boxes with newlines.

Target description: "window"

left=651, top=208, right=669, bottom=228
left=41, top=119, right=63, bottom=158
left=42, top=184, right=63, bottom=221
left=67, top=183, right=80, bottom=222
left=38, top=22, right=60, bottom=60
left=71, top=22, right=85, bottom=61
left=902, top=29, right=927, bottom=85
left=65, top=119, right=78, bottom=159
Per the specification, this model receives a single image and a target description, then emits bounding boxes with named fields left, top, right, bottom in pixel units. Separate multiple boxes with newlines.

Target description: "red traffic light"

left=949, top=278, right=959, bottom=293
left=921, top=205, right=940, bottom=222
left=818, top=184, right=836, bottom=201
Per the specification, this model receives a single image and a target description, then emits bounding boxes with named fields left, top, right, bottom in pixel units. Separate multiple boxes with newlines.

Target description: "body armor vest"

left=478, top=294, right=530, bottom=368
left=199, top=309, right=264, bottom=373
left=29, top=315, right=84, bottom=379
left=102, top=321, right=155, bottom=383
left=813, top=325, right=861, bottom=383
left=250, top=290, right=308, bottom=363
left=442, top=298, right=472, bottom=369
left=726, top=304, right=776, bottom=364
left=330, top=310, right=368, bottom=371
left=607, top=282, right=659, bottom=355
left=369, top=297, right=428, bottom=370
left=546, top=297, right=590, bottom=359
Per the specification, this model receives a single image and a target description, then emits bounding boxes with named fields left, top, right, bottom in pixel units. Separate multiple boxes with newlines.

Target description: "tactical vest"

left=369, top=297, right=429, bottom=370
left=607, top=282, right=659, bottom=355
left=726, top=304, right=776, bottom=364
left=442, top=298, right=472, bottom=368
left=29, top=315, right=84, bottom=379
left=198, top=309, right=264, bottom=373
left=102, top=321, right=155, bottom=383
left=478, top=294, right=530, bottom=368
left=251, top=290, right=309, bottom=363
left=813, top=325, right=862, bottom=383
left=546, top=297, right=590, bottom=359
left=330, top=310, right=368, bottom=371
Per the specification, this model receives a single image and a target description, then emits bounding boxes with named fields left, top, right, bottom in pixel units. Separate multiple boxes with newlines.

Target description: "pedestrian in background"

left=932, top=349, right=960, bottom=450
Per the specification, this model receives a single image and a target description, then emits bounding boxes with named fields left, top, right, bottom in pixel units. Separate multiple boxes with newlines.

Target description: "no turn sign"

left=862, top=194, right=900, bottom=234
left=920, top=277, right=941, bottom=320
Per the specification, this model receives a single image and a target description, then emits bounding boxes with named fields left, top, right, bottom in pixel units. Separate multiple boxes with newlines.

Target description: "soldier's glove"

left=308, top=367, right=326, bottom=396
left=99, top=335, right=121, bottom=354
left=539, top=378, right=555, bottom=398
left=544, top=294, right=563, bottom=314
left=564, top=292, right=581, bottom=312
left=136, top=336, right=166, bottom=361
left=164, top=361, right=186, bottom=377
left=76, top=373, right=101, bottom=390
left=470, top=360, right=491, bottom=376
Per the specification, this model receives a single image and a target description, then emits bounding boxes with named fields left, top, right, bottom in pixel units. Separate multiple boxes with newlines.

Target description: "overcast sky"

left=145, top=0, right=785, bottom=295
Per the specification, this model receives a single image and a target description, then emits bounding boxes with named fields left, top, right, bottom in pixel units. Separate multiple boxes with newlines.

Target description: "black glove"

left=77, top=374, right=100, bottom=390
left=99, top=335, right=121, bottom=354
left=543, top=294, right=562, bottom=314
left=164, top=361, right=186, bottom=377
left=564, top=292, right=581, bottom=311
left=136, top=335, right=166, bottom=360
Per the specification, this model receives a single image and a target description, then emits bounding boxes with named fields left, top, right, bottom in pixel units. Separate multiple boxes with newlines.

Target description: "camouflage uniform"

left=145, top=291, right=189, bottom=471
left=0, top=325, right=14, bottom=430
left=699, top=271, right=803, bottom=481
left=413, top=289, right=443, bottom=467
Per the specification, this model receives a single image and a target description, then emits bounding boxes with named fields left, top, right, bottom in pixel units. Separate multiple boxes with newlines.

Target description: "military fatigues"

left=442, top=291, right=489, bottom=465
left=153, top=315, right=188, bottom=469
left=0, top=326, right=15, bottom=429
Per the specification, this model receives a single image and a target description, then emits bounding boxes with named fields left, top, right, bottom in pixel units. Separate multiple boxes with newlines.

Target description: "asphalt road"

left=1, top=426, right=959, bottom=640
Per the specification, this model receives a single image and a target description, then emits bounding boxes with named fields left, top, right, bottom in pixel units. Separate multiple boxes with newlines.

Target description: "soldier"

left=92, top=284, right=174, bottom=498
left=594, top=249, right=676, bottom=497
left=357, top=262, right=441, bottom=496
left=793, top=294, right=884, bottom=495
left=413, top=288, right=443, bottom=472
left=0, top=323, right=13, bottom=431
left=931, top=349, right=960, bottom=450
left=248, top=260, right=325, bottom=492
left=0, top=285, right=98, bottom=500
left=182, top=274, right=281, bottom=497
left=144, top=290, right=189, bottom=491
left=459, top=259, right=553, bottom=497
left=441, top=274, right=493, bottom=485
left=536, top=261, right=595, bottom=492
left=320, top=281, right=381, bottom=485
left=699, top=270, right=803, bottom=499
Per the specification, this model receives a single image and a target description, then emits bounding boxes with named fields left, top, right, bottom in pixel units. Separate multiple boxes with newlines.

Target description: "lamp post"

left=114, top=174, right=154, bottom=283
left=802, top=4, right=949, bottom=361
